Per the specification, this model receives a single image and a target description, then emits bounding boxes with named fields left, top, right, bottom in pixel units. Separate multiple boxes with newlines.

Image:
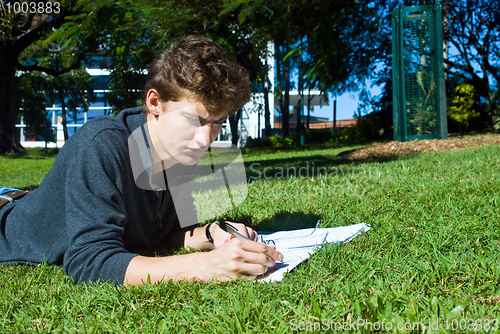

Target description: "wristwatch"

left=205, top=220, right=230, bottom=243
left=206, top=220, right=250, bottom=243
left=205, top=221, right=217, bottom=243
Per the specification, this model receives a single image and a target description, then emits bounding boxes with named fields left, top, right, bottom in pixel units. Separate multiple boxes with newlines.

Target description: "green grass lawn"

left=1, top=141, right=500, bottom=333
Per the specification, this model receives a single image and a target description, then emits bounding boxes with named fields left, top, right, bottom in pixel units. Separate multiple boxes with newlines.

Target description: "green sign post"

left=392, top=3, right=448, bottom=141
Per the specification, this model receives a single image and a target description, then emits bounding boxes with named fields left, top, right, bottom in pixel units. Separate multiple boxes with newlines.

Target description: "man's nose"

left=195, top=124, right=212, bottom=148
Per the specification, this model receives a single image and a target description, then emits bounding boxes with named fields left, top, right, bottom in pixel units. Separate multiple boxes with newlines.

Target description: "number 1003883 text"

left=2, top=1, right=60, bottom=14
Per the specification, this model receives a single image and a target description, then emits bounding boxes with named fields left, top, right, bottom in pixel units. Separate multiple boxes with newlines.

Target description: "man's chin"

left=174, top=154, right=201, bottom=166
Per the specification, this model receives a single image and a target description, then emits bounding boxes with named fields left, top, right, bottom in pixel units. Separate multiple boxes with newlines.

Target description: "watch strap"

left=205, top=222, right=215, bottom=243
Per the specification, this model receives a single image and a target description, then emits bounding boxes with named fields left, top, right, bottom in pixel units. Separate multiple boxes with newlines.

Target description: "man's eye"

left=185, top=116, right=199, bottom=124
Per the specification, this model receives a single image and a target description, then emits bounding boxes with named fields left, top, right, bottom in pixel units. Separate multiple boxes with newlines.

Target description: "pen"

left=215, top=220, right=252, bottom=240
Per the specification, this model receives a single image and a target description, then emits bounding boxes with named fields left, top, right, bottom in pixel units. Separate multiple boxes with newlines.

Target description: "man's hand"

left=203, top=237, right=283, bottom=281
left=202, top=221, right=283, bottom=281
left=125, top=222, right=283, bottom=285
left=209, top=221, right=258, bottom=248
left=125, top=237, right=283, bottom=285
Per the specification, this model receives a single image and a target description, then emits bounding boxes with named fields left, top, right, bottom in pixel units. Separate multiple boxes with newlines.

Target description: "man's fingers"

left=240, top=248, right=276, bottom=268
left=230, top=262, right=272, bottom=277
left=222, top=248, right=273, bottom=276
left=224, top=222, right=258, bottom=241
left=244, top=262, right=271, bottom=276
left=246, top=227, right=258, bottom=241
left=237, top=238, right=284, bottom=262
left=206, top=237, right=283, bottom=281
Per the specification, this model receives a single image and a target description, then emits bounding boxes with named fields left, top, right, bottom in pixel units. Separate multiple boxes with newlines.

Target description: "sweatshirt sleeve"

left=62, top=132, right=137, bottom=285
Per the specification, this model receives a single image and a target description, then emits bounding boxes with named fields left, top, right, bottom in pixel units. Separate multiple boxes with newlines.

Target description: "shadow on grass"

left=241, top=140, right=388, bottom=156
left=22, top=184, right=42, bottom=191
left=244, top=153, right=404, bottom=182
left=252, top=211, right=322, bottom=232
left=0, top=147, right=59, bottom=160
left=222, top=211, right=321, bottom=232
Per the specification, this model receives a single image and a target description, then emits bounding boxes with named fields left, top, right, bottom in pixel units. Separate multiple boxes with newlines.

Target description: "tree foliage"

left=16, top=71, right=53, bottom=143
left=447, top=83, right=480, bottom=131
left=0, top=0, right=102, bottom=153
left=445, top=0, right=499, bottom=101
left=17, top=68, right=94, bottom=142
left=47, top=68, right=95, bottom=140
left=3, top=0, right=499, bottom=153
left=222, top=0, right=392, bottom=138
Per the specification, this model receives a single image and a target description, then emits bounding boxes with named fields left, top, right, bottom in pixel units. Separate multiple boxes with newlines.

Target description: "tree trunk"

left=307, top=89, right=312, bottom=129
left=0, top=47, right=26, bottom=154
left=59, top=88, right=69, bottom=141
left=263, top=59, right=271, bottom=138
left=296, top=66, right=302, bottom=135
left=275, top=41, right=284, bottom=136
left=283, top=43, right=290, bottom=138
left=229, top=109, right=241, bottom=146
left=442, top=0, right=450, bottom=80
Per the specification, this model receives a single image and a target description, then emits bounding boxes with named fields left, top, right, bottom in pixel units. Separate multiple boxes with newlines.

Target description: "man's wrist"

left=205, top=222, right=215, bottom=243
left=203, top=223, right=218, bottom=250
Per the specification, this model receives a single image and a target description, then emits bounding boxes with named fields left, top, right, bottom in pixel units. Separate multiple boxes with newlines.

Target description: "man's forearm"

left=126, top=226, right=215, bottom=286
left=124, top=238, right=283, bottom=286
left=124, top=253, right=210, bottom=285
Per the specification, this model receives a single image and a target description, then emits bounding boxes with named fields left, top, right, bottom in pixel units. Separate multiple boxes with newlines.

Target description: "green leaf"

left=431, top=296, right=438, bottom=313
left=416, top=70, right=426, bottom=95
left=44, top=22, right=75, bottom=45
left=354, top=299, right=361, bottom=316
left=446, top=305, right=464, bottom=318
left=311, top=296, right=321, bottom=315
left=158, top=319, right=167, bottom=331
left=220, top=1, right=241, bottom=16
left=238, top=6, right=247, bottom=24
left=283, top=48, right=298, bottom=61
left=66, top=13, right=87, bottom=21
left=384, top=300, right=393, bottom=319
left=407, top=299, right=417, bottom=322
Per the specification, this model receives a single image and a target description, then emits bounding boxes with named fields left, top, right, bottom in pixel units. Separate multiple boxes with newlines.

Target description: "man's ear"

left=145, top=89, right=161, bottom=116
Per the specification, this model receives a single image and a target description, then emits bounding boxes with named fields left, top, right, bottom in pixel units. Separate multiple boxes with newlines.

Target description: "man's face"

left=148, top=98, right=227, bottom=166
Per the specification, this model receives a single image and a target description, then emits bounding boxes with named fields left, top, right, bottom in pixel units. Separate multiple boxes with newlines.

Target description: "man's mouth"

left=185, top=148, right=205, bottom=156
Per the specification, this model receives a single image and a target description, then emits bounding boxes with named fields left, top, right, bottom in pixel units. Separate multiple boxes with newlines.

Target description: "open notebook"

left=258, top=222, right=370, bottom=282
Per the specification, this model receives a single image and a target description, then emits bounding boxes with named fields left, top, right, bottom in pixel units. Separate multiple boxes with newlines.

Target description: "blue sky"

left=276, top=57, right=385, bottom=121
left=310, top=83, right=383, bottom=121
left=271, top=83, right=384, bottom=122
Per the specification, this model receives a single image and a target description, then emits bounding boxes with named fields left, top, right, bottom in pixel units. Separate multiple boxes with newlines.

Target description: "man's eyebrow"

left=199, top=114, right=228, bottom=122
left=214, top=115, right=228, bottom=122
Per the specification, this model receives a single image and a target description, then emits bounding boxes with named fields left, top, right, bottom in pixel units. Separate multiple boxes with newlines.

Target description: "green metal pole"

left=399, top=3, right=407, bottom=142
left=435, top=2, right=448, bottom=139
left=391, top=7, right=399, bottom=141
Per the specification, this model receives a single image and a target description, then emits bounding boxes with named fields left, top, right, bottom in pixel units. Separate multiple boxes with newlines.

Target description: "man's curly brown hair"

left=143, top=36, right=250, bottom=116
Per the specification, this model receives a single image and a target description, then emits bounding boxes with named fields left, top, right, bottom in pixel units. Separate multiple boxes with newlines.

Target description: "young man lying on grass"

left=0, top=36, right=283, bottom=285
